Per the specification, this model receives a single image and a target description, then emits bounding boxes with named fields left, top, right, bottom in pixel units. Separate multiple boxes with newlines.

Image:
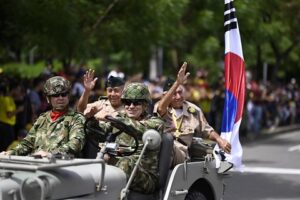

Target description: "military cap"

left=106, top=76, right=125, bottom=88
left=43, top=76, right=71, bottom=96
left=122, top=82, right=151, bottom=104
left=163, top=77, right=175, bottom=92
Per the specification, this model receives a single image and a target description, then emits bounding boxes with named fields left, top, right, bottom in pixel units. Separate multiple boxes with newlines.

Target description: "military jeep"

left=0, top=116, right=227, bottom=200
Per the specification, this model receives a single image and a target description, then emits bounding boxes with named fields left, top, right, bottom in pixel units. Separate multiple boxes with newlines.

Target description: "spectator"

left=13, top=82, right=33, bottom=141
left=28, top=77, right=44, bottom=120
left=6, top=128, right=27, bottom=151
left=0, top=82, right=23, bottom=152
left=107, top=65, right=125, bottom=80
left=247, top=80, right=263, bottom=137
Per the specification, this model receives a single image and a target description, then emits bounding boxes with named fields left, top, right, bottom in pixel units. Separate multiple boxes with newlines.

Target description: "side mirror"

left=142, top=129, right=161, bottom=150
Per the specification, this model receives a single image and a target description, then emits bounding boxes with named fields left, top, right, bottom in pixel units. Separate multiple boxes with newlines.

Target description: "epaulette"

left=39, top=112, right=48, bottom=117
left=69, top=109, right=84, bottom=117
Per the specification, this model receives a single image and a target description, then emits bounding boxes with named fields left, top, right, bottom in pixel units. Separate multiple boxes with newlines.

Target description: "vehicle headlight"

left=20, top=176, right=50, bottom=200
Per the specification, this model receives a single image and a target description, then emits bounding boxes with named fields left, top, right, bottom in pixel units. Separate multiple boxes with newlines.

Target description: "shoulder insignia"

left=188, top=106, right=196, bottom=114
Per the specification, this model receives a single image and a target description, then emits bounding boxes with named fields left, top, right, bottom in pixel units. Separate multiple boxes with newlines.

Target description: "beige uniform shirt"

left=84, top=99, right=124, bottom=118
left=154, top=101, right=214, bottom=147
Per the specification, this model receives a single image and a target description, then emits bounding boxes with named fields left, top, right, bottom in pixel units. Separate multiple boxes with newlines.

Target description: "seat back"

left=81, top=139, right=99, bottom=158
left=189, top=138, right=214, bottom=161
left=158, top=133, right=174, bottom=189
left=127, top=133, right=174, bottom=200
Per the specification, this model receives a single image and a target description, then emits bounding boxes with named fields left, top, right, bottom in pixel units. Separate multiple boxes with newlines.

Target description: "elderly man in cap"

left=154, top=62, right=231, bottom=168
left=1, top=76, right=86, bottom=157
left=77, top=69, right=125, bottom=119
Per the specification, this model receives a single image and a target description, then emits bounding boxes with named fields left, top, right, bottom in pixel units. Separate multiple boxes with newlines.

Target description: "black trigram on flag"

left=224, top=0, right=238, bottom=32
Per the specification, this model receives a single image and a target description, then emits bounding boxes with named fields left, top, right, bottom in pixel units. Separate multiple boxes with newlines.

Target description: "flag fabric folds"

left=214, top=0, right=246, bottom=170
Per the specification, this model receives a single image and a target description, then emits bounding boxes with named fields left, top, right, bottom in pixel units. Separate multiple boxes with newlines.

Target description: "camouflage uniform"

left=11, top=109, right=86, bottom=156
left=100, top=83, right=164, bottom=194
left=11, top=76, right=86, bottom=156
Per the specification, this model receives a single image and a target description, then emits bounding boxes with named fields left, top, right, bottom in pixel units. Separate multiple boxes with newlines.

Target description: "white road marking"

left=288, top=144, right=300, bottom=152
left=261, top=199, right=300, bottom=200
left=233, top=167, right=300, bottom=175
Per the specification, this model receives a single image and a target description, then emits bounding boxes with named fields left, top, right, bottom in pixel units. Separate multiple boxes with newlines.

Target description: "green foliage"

left=87, top=59, right=102, bottom=71
left=186, top=36, right=221, bottom=83
left=0, top=0, right=299, bottom=83
left=1, top=60, right=64, bottom=78
left=2, top=62, right=45, bottom=78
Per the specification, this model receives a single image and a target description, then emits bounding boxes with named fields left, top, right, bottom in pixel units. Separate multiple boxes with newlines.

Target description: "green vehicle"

left=0, top=116, right=227, bottom=200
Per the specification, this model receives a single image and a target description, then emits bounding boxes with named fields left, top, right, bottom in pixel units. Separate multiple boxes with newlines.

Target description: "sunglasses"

left=51, top=92, right=69, bottom=98
left=123, top=99, right=144, bottom=106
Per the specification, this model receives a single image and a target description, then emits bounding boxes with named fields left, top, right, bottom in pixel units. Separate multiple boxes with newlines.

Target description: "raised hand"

left=94, top=109, right=107, bottom=121
left=84, top=106, right=100, bottom=118
left=83, top=69, right=98, bottom=92
left=177, top=62, right=190, bottom=85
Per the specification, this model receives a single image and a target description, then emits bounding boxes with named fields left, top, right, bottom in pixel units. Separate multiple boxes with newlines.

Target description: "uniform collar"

left=105, top=99, right=123, bottom=111
left=170, top=101, right=189, bottom=117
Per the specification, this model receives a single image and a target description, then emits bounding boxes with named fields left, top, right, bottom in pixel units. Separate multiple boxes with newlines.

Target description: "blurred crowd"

left=246, top=78, right=300, bottom=138
left=1, top=65, right=299, bottom=151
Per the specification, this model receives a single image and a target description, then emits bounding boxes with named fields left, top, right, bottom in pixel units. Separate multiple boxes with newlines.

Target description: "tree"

left=1, top=0, right=300, bottom=83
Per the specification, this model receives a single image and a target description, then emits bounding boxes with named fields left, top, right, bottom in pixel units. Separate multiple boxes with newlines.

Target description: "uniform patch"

left=188, top=106, right=196, bottom=114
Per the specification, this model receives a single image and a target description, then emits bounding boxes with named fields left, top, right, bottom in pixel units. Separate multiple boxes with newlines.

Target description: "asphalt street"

left=223, top=129, right=300, bottom=200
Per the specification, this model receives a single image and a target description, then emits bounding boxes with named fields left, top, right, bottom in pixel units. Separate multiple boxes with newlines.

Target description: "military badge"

left=188, top=106, right=196, bottom=114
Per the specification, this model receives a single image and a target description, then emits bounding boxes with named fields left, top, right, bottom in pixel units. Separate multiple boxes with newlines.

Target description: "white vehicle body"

left=0, top=154, right=224, bottom=200
left=1, top=122, right=228, bottom=200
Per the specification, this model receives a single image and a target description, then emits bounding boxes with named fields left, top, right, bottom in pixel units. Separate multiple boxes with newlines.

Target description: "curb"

left=260, top=124, right=300, bottom=135
left=241, top=124, right=300, bottom=144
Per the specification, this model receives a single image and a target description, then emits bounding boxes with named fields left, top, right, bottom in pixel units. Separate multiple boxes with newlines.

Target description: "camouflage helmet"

left=122, top=83, right=151, bottom=103
left=43, top=76, right=71, bottom=96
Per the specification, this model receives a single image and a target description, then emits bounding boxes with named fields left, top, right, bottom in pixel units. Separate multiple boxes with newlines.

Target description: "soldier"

left=1, top=76, right=86, bottom=157
left=100, top=83, right=164, bottom=194
left=154, top=62, right=231, bottom=167
left=77, top=69, right=125, bottom=119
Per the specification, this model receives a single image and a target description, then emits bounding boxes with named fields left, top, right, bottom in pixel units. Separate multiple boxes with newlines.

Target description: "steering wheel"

left=84, top=117, right=108, bottom=152
left=104, top=115, right=140, bottom=156
left=83, top=116, right=140, bottom=156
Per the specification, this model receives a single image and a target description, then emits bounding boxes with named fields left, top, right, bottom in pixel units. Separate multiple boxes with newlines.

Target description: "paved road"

left=223, top=129, right=300, bottom=200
